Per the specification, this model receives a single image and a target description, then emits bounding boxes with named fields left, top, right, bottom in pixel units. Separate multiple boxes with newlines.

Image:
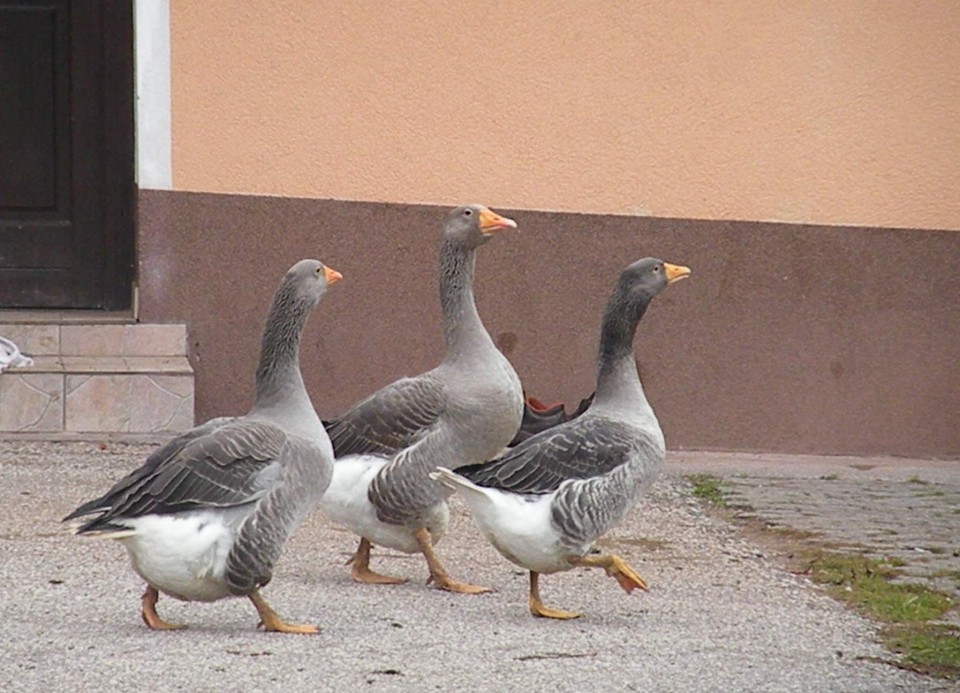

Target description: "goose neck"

left=253, top=288, right=312, bottom=409
left=594, top=290, right=650, bottom=406
left=594, top=355, right=644, bottom=406
left=438, top=239, right=491, bottom=357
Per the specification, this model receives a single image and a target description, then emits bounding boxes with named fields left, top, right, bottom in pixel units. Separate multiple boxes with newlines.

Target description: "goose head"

left=615, top=257, right=690, bottom=306
left=283, top=258, right=343, bottom=308
left=443, top=204, right=518, bottom=250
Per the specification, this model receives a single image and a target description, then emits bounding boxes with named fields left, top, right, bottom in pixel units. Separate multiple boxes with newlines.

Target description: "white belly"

left=118, top=510, right=243, bottom=602
left=319, top=455, right=448, bottom=553
left=462, top=486, right=581, bottom=574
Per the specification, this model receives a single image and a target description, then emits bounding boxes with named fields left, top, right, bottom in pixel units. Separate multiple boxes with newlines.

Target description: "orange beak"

left=478, top=208, right=518, bottom=235
left=324, top=265, right=343, bottom=284
left=663, top=263, right=691, bottom=284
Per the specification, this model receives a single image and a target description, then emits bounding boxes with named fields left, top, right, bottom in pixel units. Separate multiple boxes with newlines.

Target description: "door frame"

left=100, top=0, right=136, bottom=311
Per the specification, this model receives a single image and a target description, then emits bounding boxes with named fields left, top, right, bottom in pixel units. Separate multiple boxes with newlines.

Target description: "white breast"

left=119, top=509, right=247, bottom=602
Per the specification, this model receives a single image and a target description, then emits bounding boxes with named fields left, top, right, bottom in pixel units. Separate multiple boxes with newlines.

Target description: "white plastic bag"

left=0, top=337, right=34, bottom=372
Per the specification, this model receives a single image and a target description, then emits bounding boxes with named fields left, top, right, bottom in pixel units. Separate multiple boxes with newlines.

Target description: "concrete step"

left=0, top=323, right=195, bottom=436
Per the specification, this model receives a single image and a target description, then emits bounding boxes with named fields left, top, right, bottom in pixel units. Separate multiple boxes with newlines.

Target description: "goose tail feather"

left=430, top=466, right=487, bottom=499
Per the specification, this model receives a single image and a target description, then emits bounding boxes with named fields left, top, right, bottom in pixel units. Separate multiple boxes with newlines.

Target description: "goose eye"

left=463, top=209, right=473, bottom=216
left=315, top=266, right=323, bottom=275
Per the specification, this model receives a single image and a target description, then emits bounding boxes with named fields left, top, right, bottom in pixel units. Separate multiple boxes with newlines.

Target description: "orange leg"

left=528, top=571, right=581, bottom=619
left=415, top=528, right=491, bottom=594
left=140, top=585, right=187, bottom=631
left=345, top=537, right=408, bottom=585
left=569, top=553, right=648, bottom=593
left=249, top=590, right=319, bottom=634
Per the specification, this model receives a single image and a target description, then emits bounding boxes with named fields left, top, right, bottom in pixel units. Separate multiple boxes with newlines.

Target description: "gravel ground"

left=0, top=442, right=942, bottom=692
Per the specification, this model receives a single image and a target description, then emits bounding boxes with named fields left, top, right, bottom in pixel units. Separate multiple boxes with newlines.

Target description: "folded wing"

left=324, top=376, right=447, bottom=457
left=456, top=416, right=642, bottom=495
left=64, top=420, right=288, bottom=533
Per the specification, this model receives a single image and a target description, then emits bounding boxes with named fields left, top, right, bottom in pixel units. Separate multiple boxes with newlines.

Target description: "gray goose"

left=320, top=204, right=522, bottom=594
left=433, top=257, right=690, bottom=618
left=63, top=259, right=342, bottom=633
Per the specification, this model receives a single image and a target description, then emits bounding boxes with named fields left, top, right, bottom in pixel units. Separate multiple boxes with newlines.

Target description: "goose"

left=62, top=259, right=342, bottom=633
left=432, top=257, right=690, bottom=618
left=320, top=204, right=523, bottom=594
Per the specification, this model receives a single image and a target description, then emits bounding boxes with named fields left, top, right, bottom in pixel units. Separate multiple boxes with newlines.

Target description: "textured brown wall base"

left=138, top=190, right=960, bottom=458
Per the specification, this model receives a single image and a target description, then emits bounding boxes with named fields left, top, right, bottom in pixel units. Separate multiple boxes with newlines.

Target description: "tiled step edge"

left=0, top=323, right=188, bottom=357
left=18, top=355, right=193, bottom=375
left=0, top=358, right=195, bottom=436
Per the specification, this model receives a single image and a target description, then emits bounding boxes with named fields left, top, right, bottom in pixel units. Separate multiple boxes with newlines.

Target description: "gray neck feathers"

left=254, top=280, right=312, bottom=408
left=594, top=286, right=651, bottom=405
left=438, top=238, right=492, bottom=359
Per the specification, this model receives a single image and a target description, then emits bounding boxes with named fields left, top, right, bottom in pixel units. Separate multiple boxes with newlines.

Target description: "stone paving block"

left=0, top=324, right=59, bottom=355
left=60, top=325, right=126, bottom=356
left=121, top=324, right=186, bottom=356
left=0, top=372, right=63, bottom=432
left=65, top=374, right=194, bottom=433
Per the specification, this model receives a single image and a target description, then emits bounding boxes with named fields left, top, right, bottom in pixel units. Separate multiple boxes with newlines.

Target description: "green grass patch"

left=806, top=553, right=952, bottom=623
left=883, top=624, right=960, bottom=678
left=687, top=474, right=727, bottom=506
left=799, top=550, right=959, bottom=678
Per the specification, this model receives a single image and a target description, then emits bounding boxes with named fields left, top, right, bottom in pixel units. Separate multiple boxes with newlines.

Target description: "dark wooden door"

left=0, top=0, right=134, bottom=310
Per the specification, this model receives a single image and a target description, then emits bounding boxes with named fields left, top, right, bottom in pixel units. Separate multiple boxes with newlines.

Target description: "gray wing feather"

left=368, top=442, right=447, bottom=525
left=63, top=416, right=239, bottom=521
left=325, top=376, right=447, bottom=457
left=66, top=420, right=287, bottom=532
left=223, top=437, right=323, bottom=595
left=457, top=417, right=639, bottom=495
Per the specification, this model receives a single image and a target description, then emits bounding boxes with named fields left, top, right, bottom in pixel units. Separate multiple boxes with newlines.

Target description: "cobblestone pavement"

left=670, top=452, right=960, bottom=603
